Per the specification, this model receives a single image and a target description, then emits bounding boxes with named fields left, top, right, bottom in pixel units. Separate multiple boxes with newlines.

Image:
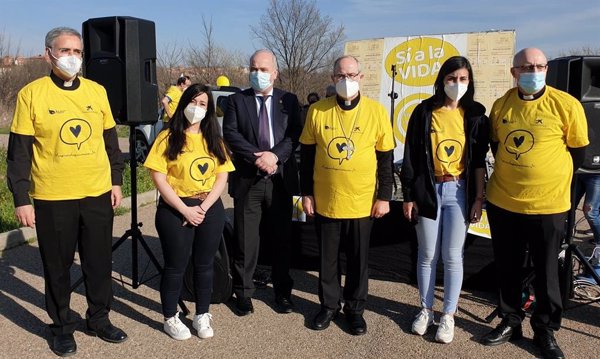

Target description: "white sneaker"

left=193, top=313, right=214, bottom=339
left=435, top=314, right=455, bottom=344
left=163, top=312, right=191, bottom=340
left=412, top=308, right=434, bottom=335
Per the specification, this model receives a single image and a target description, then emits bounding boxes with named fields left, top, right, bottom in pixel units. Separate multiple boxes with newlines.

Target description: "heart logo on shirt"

left=198, top=163, right=209, bottom=175
left=70, top=125, right=82, bottom=138
left=336, top=142, right=346, bottom=153
left=513, top=136, right=525, bottom=147
left=444, top=146, right=455, bottom=157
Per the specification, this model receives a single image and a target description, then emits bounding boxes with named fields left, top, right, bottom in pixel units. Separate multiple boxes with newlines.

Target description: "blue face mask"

left=518, top=72, right=546, bottom=94
left=249, top=71, right=272, bottom=92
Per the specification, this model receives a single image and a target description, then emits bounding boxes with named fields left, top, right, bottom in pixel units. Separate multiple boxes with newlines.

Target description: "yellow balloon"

left=216, top=75, right=230, bottom=87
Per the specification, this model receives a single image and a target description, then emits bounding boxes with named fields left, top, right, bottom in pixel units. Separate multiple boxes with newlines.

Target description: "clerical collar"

left=50, top=71, right=80, bottom=90
left=336, top=93, right=361, bottom=110
left=518, top=86, right=545, bottom=101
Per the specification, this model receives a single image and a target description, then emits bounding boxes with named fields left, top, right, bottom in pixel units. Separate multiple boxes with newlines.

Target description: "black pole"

left=128, top=124, right=140, bottom=288
left=388, top=64, right=398, bottom=126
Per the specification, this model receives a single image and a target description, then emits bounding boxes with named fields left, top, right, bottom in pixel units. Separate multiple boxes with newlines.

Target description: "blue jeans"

left=574, top=174, right=600, bottom=244
left=415, top=180, right=468, bottom=314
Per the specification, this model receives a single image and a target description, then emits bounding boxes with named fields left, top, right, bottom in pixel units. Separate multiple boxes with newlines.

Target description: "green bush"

left=122, top=163, right=155, bottom=197
left=0, top=148, right=155, bottom=233
left=0, top=147, right=21, bottom=232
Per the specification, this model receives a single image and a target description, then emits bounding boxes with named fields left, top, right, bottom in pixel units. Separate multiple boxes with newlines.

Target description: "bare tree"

left=187, top=16, right=246, bottom=86
left=558, top=45, right=600, bottom=57
left=250, top=0, right=345, bottom=99
left=157, top=41, right=185, bottom=95
left=0, top=32, right=45, bottom=127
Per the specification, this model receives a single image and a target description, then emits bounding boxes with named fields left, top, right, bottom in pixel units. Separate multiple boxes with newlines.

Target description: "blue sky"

left=0, top=0, right=598, bottom=59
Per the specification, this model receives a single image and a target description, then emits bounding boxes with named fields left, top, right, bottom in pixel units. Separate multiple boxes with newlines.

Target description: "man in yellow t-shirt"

left=7, top=27, right=127, bottom=357
left=481, top=48, right=588, bottom=359
left=161, top=75, right=191, bottom=122
left=300, top=55, right=395, bottom=336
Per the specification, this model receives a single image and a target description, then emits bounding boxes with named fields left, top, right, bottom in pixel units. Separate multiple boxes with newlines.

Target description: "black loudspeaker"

left=579, top=102, right=600, bottom=172
left=547, top=56, right=600, bottom=103
left=547, top=56, right=600, bottom=172
left=82, top=16, right=158, bottom=125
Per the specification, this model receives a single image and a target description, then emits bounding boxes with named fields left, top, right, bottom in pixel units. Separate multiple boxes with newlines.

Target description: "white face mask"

left=49, top=51, right=82, bottom=78
left=335, top=78, right=360, bottom=99
left=444, top=82, right=469, bottom=102
left=184, top=105, right=207, bottom=125
left=249, top=71, right=272, bottom=92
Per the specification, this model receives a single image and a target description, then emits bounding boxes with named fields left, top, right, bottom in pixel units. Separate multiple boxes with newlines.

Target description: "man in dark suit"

left=223, top=49, right=302, bottom=316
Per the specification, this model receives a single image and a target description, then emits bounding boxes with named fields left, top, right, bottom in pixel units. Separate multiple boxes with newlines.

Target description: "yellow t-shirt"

left=10, top=76, right=115, bottom=200
left=487, top=86, right=589, bottom=214
left=162, top=85, right=183, bottom=122
left=431, top=107, right=466, bottom=177
left=144, top=130, right=235, bottom=197
left=299, top=96, right=395, bottom=218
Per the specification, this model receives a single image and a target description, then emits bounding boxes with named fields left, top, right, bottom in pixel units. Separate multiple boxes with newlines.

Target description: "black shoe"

left=51, top=333, right=77, bottom=357
left=312, top=308, right=339, bottom=331
left=235, top=296, right=254, bottom=316
left=274, top=295, right=294, bottom=314
left=534, top=333, right=565, bottom=359
left=481, top=322, right=522, bottom=346
left=86, top=323, right=128, bottom=343
left=346, top=313, right=367, bottom=336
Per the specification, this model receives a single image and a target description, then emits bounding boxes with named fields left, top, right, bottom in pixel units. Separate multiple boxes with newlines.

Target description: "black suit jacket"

left=223, top=87, right=301, bottom=199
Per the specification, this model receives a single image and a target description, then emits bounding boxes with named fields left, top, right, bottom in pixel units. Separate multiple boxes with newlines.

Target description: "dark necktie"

left=257, top=95, right=271, bottom=150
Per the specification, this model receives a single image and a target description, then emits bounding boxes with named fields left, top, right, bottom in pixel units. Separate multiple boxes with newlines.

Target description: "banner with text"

left=345, top=30, right=516, bottom=160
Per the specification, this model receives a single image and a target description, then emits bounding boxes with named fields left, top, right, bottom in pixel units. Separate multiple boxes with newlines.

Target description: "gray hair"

left=333, top=55, right=360, bottom=74
left=250, top=49, right=278, bottom=70
left=45, top=27, right=82, bottom=48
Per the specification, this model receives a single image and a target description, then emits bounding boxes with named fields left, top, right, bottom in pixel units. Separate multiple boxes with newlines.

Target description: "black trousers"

left=34, top=191, right=114, bottom=335
left=487, top=202, right=565, bottom=334
left=315, top=214, right=373, bottom=314
left=155, top=197, right=224, bottom=317
left=232, top=176, right=293, bottom=298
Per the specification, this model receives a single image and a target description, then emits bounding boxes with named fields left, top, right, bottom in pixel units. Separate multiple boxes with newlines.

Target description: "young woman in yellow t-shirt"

left=144, top=84, right=234, bottom=341
left=401, top=56, right=489, bottom=343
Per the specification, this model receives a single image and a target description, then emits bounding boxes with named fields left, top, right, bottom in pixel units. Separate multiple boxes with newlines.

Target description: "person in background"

left=302, top=92, right=321, bottom=126
left=307, top=92, right=320, bottom=105
left=7, top=26, right=127, bottom=357
left=144, top=84, right=234, bottom=340
left=300, top=55, right=395, bottom=336
left=325, top=85, right=337, bottom=98
left=161, top=75, right=192, bottom=122
left=481, top=48, right=588, bottom=359
left=574, top=173, right=600, bottom=245
left=223, top=49, right=302, bottom=316
left=401, top=56, right=489, bottom=344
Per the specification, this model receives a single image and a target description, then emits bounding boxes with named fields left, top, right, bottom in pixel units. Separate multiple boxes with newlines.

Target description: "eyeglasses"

left=333, top=72, right=360, bottom=81
left=514, top=64, right=547, bottom=72
left=48, top=47, right=84, bottom=57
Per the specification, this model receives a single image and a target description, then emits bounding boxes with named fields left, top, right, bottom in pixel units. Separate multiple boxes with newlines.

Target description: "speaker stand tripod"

left=72, top=125, right=188, bottom=315
left=561, top=174, right=600, bottom=309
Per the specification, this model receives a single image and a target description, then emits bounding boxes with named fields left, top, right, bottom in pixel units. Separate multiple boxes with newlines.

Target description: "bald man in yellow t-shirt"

left=481, top=48, right=588, bottom=359
left=300, top=55, right=395, bottom=336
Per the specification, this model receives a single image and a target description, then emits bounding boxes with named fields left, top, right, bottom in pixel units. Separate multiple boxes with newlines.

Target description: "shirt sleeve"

left=6, top=132, right=34, bottom=206
left=299, top=106, right=316, bottom=145
left=11, top=86, right=35, bottom=136
left=489, top=99, right=501, bottom=143
left=143, top=131, right=170, bottom=174
left=98, top=84, right=117, bottom=130
left=564, top=98, right=589, bottom=148
left=376, top=105, right=396, bottom=152
left=215, top=150, right=236, bottom=173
